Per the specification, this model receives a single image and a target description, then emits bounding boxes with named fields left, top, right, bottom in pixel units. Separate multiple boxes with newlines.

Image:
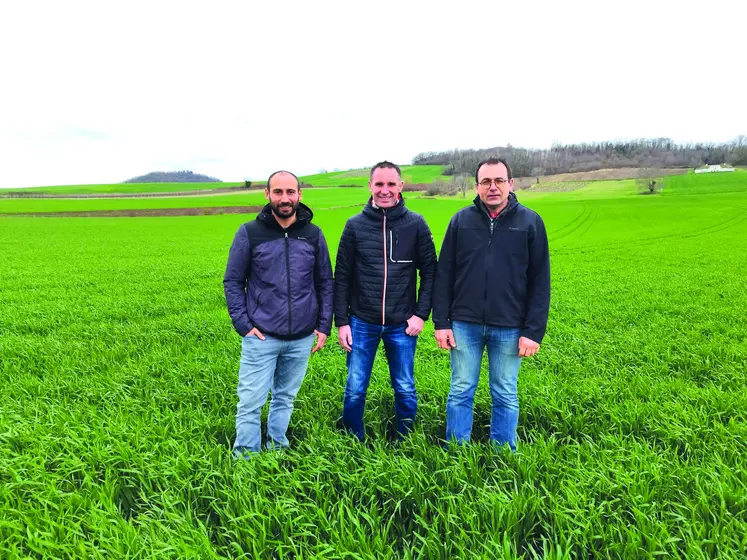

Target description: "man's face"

left=265, top=173, right=301, bottom=218
left=369, top=167, right=403, bottom=209
left=476, top=163, right=513, bottom=211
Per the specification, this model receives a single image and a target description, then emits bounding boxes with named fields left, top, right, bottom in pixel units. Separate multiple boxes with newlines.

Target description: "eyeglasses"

left=478, top=178, right=508, bottom=188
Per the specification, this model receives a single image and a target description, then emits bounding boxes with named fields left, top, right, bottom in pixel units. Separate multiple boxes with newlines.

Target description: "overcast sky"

left=1, top=1, right=745, bottom=188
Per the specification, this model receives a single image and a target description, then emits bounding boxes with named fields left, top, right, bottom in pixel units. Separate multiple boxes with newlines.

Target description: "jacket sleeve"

left=314, top=229, right=334, bottom=335
left=223, top=225, right=252, bottom=336
left=333, top=220, right=356, bottom=327
left=432, top=214, right=458, bottom=330
left=413, top=216, right=437, bottom=321
left=521, top=215, right=550, bottom=343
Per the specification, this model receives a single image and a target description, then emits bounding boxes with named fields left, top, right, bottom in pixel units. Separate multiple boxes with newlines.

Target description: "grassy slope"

left=663, top=168, right=747, bottom=195
left=301, top=165, right=446, bottom=187
left=1, top=173, right=746, bottom=557
left=2, top=165, right=447, bottom=195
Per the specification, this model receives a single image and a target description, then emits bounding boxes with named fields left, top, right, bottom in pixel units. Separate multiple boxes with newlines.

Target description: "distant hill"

left=123, top=171, right=221, bottom=183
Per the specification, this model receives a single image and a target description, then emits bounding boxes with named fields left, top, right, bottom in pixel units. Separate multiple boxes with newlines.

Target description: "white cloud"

left=1, top=0, right=745, bottom=188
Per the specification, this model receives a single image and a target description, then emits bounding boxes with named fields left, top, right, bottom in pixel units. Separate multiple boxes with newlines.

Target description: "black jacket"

left=432, top=193, right=550, bottom=343
left=334, top=197, right=437, bottom=327
left=224, top=203, right=334, bottom=339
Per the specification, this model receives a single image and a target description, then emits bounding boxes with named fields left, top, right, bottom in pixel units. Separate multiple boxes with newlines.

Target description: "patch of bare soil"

left=522, top=181, right=589, bottom=193
left=519, top=167, right=688, bottom=185
left=4, top=206, right=264, bottom=218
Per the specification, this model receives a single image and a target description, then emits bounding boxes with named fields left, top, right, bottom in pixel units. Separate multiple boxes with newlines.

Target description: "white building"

left=694, top=164, right=736, bottom=174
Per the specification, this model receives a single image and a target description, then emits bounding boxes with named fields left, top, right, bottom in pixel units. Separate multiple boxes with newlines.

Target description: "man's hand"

left=518, top=336, right=540, bottom=357
left=405, top=315, right=424, bottom=337
left=312, top=330, right=327, bottom=353
left=245, top=327, right=266, bottom=340
left=435, top=329, right=457, bottom=349
left=337, top=324, right=353, bottom=352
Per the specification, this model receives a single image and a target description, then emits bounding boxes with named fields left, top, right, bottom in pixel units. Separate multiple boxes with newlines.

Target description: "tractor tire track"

left=570, top=207, right=599, bottom=241
left=547, top=206, right=589, bottom=239
left=551, top=206, right=597, bottom=244
left=552, top=209, right=747, bottom=256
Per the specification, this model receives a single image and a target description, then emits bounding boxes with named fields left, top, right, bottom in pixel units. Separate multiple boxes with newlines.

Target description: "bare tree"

left=452, top=174, right=472, bottom=198
left=531, top=167, right=545, bottom=183
left=635, top=168, right=664, bottom=195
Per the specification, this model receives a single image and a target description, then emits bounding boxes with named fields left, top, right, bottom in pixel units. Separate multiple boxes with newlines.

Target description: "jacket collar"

left=473, top=191, right=519, bottom=220
left=257, top=202, right=314, bottom=230
left=362, top=195, right=408, bottom=222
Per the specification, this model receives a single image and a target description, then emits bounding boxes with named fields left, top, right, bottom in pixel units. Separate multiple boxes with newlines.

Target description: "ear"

left=508, top=178, right=515, bottom=192
left=265, top=188, right=270, bottom=201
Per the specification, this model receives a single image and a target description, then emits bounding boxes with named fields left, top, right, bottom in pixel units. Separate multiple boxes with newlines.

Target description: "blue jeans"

left=342, top=315, right=418, bottom=440
left=234, top=333, right=315, bottom=455
left=446, top=321, right=522, bottom=450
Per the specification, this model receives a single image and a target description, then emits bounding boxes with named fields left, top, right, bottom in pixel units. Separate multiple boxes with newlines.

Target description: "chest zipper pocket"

left=389, top=230, right=413, bottom=263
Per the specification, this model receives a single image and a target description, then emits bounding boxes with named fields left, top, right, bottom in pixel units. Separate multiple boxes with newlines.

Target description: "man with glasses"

left=432, top=157, right=550, bottom=451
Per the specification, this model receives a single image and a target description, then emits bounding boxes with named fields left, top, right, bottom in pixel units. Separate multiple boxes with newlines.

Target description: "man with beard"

left=224, top=170, right=333, bottom=456
left=335, top=161, right=437, bottom=441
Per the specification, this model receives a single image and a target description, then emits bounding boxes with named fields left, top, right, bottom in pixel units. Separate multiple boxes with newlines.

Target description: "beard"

left=270, top=201, right=298, bottom=218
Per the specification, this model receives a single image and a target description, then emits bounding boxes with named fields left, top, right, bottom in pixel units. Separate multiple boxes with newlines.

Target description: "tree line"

left=412, top=136, right=747, bottom=177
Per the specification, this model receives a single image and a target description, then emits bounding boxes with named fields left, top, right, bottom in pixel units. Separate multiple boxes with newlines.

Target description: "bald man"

left=224, top=170, right=334, bottom=456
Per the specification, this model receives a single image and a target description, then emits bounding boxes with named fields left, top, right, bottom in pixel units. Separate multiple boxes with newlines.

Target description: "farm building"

left=694, top=164, right=736, bottom=174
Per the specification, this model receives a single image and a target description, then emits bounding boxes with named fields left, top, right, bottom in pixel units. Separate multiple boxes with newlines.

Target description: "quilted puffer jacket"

left=334, top=196, right=437, bottom=327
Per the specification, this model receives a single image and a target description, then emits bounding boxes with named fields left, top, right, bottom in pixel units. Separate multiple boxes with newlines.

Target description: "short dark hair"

left=475, top=157, right=512, bottom=183
left=370, top=161, right=402, bottom=180
left=266, top=170, right=300, bottom=190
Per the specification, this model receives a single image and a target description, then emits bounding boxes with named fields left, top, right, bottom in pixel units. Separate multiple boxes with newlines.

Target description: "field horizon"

left=2, top=164, right=701, bottom=197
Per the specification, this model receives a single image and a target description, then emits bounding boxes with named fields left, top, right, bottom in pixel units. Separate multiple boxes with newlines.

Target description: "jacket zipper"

left=382, top=212, right=388, bottom=325
left=483, top=217, right=495, bottom=324
left=285, top=232, right=292, bottom=335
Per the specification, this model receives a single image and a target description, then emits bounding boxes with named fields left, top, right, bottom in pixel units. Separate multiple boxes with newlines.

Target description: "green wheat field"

left=1, top=171, right=746, bottom=558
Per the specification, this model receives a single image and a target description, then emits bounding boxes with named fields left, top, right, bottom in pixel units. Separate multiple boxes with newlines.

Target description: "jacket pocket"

left=389, top=227, right=416, bottom=263
left=246, top=289, right=261, bottom=321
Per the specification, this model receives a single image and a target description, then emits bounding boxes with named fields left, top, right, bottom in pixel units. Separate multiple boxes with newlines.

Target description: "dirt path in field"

left=2, top=206, right=264, bottom=218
